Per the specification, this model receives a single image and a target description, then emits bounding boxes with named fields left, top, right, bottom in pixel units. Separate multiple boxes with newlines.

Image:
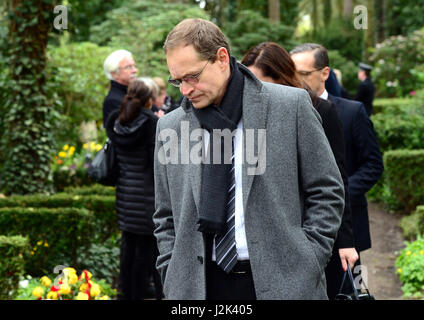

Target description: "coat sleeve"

left=348, top=103, right=384, bottom=203
left=297, top=91, right=345, bottom=267
left=152, top=119, right=175, bottom=284
left=319, top=101, right=355, bottom=249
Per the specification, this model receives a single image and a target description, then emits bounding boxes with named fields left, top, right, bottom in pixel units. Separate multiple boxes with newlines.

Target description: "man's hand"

left=339, top=248, right=359, bottom=271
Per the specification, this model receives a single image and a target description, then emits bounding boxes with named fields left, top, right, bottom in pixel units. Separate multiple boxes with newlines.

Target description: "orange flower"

left=57, top=159, right=63, bottom=165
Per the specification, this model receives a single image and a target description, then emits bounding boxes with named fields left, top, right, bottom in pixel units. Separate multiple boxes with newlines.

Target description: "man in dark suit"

left=102, top=49, right=138, bottom=127
left=291, top=43, right=384, bottom=299
left=355, top=63, right=375, bottom=116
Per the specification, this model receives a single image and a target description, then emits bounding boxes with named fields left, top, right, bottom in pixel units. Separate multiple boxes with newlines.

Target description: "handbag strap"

left=338, top=263, right=360, bottom=300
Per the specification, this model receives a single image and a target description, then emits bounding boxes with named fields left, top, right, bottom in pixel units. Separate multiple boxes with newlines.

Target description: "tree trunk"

left=323, top=0, right=332, bottom=27
left=344, top=0, right=352, bottom=18
left=365, top=0, right=375, bottom=59
left=268, top=0, right=280, bottom=23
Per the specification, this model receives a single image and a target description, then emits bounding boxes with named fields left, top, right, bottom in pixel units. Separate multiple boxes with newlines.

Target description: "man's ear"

left=321, top=66, right=330, bottom=82
left=216, top=47, right=230, bottom=68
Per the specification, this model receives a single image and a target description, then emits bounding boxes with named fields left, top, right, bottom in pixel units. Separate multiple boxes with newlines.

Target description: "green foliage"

left=384, top=150, right=424, bottom=214
left=371, top=103, right=424, bottom=153
left=306, top=17, right=364, bottom=63
left=78, top=235, right=121, bottom=289
left=46, top=40, right=114, bottom=145
left=0, top=0, right=57, bottom=195
left=369, top=29, right=424, bottom=97
left=395, top=236, right=424, bottom=299
left=0, top=194, right=118, bottom=244
left=372, top=97, right=415, bottom=115
left=223, top=10, right=295, bottom=60
left=400, top=206, right=424, bottom=241
left=386, top=0, right=424, bottom=36
left=0, top=207, right=93, bottom=276
left=0, top=235, right=29, bottom=299
left=327, top=50, right=358, bottom=94
left=64, top=184, right=115, bottom=196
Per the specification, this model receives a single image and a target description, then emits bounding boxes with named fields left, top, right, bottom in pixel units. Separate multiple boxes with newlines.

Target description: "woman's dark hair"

left=241, top=42, right=319, bottom=107
left=118, top=80, right=153, bottom=125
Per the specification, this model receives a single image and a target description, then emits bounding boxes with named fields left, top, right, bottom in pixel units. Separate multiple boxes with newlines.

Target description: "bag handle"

left=338, top=262, right=359, bottom=300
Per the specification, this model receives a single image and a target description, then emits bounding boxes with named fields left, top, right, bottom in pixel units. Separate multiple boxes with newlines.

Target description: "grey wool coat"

left=153, top=64, right=345, bottom=300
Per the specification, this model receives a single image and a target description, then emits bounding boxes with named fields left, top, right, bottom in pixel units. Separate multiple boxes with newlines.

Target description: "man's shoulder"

left=157, top=106, right=186, bottom=129
left=262, top=82, right=309, bottom=104
left=330, top=95, right=364, bottom=110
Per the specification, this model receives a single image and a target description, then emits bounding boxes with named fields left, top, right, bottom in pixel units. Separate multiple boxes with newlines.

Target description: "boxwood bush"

left=0, top=208, right=93, bottom=276
left=384, top=150, right=424, bottom=213
left=0, top=194, right=117, bottom=243
left=400, top=206, right=424, bottom=240
left=0, top=235, right=29, bottom=299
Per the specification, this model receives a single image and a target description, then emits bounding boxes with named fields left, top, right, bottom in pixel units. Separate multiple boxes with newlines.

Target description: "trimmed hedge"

left=400, top=206, right=424, bottom=240
left=64, top=184, right=115, bottom=196
left=53, top=167, right=94, bottom=192
left=384, top=150, right=424, bottom=213
left=0, top=235, right=29, bottom=299
left=372, top=98, right=416, bottom=115
left=0, top=207, right=93, bottom=276
left=0, top=194, right=117, bottom=243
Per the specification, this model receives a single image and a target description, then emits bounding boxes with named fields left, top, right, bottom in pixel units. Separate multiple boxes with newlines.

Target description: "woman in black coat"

left=105, top=79, right=162, bottom=300
left=242, top=42, right=358, bottom=299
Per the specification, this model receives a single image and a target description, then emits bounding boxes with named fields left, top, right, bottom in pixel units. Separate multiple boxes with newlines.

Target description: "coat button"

left=197, top=256, right=203, bottom=264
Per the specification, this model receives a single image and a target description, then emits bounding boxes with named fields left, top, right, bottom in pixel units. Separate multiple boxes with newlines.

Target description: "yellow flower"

left=63, top=267, right=77, bottom=276
left=37, top=240, right=43, bottom=246
left=98, top=295, right=110, bottom=300
left=59, top=283, right=71, bottom=295
left=83, top=143, right=89, bottom=150
left=79, top=283, right=89, bottom=293
left=406, top=251, right=412, bottom=256
left=63, top=144, right=69, bottom=151
left=398, top=268, right=402, bottom=274
left=32, top=286, right=44, bottom=298
left=80, top=270, right=92, bottom=280
left=90, top=283, right=101, bottom=298
left=95, top=144, right=102, bottom=152
left=40, top=276, right=52, bottom=287
left=47, top=291, right=58, bottom=300
left=76, top=292, right=89, bottom=300
left=68, top=273, right=78, bottom=285
left=58, top=151, right=67, bottom=158
left=69, top=146, right=76, bottom=156
left=44, top=242, right=49, bottom=247
left=90, top=142, right=96, bottom=150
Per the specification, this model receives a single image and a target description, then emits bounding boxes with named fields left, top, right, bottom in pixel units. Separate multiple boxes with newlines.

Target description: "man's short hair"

left=103, top=49, right=133, bottom=80
left=163, top=18, right=230, bottom=61
left=290, top=43, right=329, bottom=70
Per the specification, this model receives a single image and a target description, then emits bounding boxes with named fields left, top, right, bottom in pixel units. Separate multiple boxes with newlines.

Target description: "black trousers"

left=204, top=234, right=256, bottom=300
left=325, top=249, right=362, bottom=300
left=118, top=231, right=163, bottom=300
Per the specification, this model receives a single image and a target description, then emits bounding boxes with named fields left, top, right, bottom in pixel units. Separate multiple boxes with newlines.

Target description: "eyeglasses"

left=168, top=61, right=209, bottom=88
left=296, top=67, right=324, bottom=77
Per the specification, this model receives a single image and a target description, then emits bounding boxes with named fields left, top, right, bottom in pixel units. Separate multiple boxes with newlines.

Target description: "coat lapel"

left=241, top=75, right=270, bottom=212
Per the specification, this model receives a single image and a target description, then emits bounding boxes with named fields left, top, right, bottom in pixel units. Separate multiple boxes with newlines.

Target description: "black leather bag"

left=335, top=263, right=375, bottom=300
left=87, top=139, right=117, bottom=186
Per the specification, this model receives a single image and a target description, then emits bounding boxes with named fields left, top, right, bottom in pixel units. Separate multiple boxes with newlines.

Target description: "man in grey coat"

left=153, top=18, right=345, bottom=300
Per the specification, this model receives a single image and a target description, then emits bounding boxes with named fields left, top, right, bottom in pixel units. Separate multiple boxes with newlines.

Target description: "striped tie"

left=215, top=139, right=238, bottom=273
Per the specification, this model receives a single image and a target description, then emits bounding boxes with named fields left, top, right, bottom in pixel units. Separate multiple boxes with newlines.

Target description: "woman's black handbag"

left=87, top=139, right=117, bottom=186
left=335, top=263, right=375, bottom=300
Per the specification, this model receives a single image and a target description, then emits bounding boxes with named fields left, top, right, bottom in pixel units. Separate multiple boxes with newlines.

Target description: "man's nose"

left=180, top=81, right=194, bottom=96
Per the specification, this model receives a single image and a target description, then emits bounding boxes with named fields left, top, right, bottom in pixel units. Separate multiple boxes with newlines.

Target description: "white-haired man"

left=102, top=49, right=138, bottom=126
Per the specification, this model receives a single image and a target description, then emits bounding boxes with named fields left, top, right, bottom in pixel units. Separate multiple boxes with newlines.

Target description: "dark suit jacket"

left=103, top=80, right=128, bottom=127
left=354, top=78, right=375, bottom=116
left=328, top=94, right=384, bottom=251
left=315, top=98, right=354, bottom=249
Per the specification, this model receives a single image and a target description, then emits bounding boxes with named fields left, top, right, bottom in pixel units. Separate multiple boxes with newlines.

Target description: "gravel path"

left=360, top=202, right=405, bottom=300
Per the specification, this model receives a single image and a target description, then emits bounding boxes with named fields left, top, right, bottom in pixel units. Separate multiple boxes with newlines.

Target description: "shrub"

left=372, top=98, right=416, bottom=115
left=64, top=184, right=115, bottom=196
left=327, top=50, right=358, bottom=95
left=395, top=236, right=424, bottom=299
left=372, top=109, right=424, bottom=153
left=0, top=235, right=29, bottom=299
left=400, top=206, right=424, bottom=241
left=0, top=194, right=118, bottom=244
left=369, top=29, right=424, bottom=97
left=384, top=150, right=424, bottom=213
left=0, top=208, right=93, bottom=276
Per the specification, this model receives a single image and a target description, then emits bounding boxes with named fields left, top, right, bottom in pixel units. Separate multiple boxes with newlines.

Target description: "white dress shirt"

left=320, top=89, right=329, bottom=100
left=204, top=120, right=249, bottom=261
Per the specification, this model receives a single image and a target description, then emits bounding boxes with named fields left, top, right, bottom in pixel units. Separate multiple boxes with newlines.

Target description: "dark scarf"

left=192, top=57, right=244, bottom=235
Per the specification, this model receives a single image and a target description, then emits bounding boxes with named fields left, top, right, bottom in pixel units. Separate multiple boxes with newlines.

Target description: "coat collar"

left=186, top=63, right=270, bottom=214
